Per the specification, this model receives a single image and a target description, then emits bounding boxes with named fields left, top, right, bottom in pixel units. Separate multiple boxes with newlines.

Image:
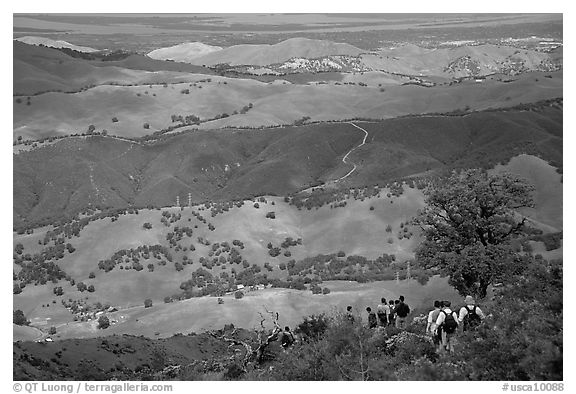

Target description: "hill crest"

left=172, top=37, right=365, bottom=66
left=147, top=42, right=223, bottom=62
left=14, top=36, right=99, bottom=53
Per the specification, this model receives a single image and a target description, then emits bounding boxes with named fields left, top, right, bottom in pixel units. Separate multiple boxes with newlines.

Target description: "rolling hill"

left=172, top=37, right=365, bottom=66
left=13, top=102, right=562, bottom=230
left=147, top=42, right=223, bottom=62
left=14, top=36, right=99, bottom=53
left=360, top=43, right=560, bottom=78
left=13, top=67, right=563, bottom=141
left=13, top=41, right=203, bottom=96
left=12, top=152, right=562, bottom=341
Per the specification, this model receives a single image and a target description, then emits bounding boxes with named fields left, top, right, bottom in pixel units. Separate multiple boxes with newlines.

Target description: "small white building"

left=236, top=284, right=245, bottom=290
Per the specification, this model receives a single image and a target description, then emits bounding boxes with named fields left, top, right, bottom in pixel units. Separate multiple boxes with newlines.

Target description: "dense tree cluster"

left=160, top=211, right=182, bottom=227
left=166, top=226, right=194, bottom=246
left=205, top=200, right=244, bottom=217
left=280, top=237, right=302, bottom=248
left=18, top=206, right=142, bottom=240
left=274, top=252, right=402, bottom=283
left=14, top=250, right=69, bottom=286
left=97, top=245, right=173, bottom=273
left=13, top=310, right=30, bottom=326
left=61, top=299, right=112, bottom=322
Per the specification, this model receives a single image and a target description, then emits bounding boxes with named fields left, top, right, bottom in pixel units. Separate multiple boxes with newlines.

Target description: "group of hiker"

left=278, top=295, right=485, bottom=354
left=350, top=295, right=412, bottom=329
left=426, top=296, right=485, bottom=353
left=346, top=294, right=485, bottom=354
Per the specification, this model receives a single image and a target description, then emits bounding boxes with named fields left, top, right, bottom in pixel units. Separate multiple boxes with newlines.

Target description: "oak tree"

left=414, top=169, right=534, bottom=298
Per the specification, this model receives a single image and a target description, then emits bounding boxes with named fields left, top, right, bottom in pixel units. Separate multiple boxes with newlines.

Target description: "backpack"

left=463, top=306, right=481, bottom=330
left=281, top=332, right=294, bottom=347
left=368, top=312, right=377, bottom=328
left=396, top=302, right=410, bottom=318
left=377, top=311, right=387, bottom=325
left=441, top=310, right=458, bottom=334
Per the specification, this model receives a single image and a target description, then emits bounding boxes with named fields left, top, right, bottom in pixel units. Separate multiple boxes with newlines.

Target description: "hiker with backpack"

left=388, top=300, right=396, bottom=326
left=427, top=300, right=442, bottom=351
left=281, top=326, right=295, bottom=349
left=458, top=296, right=485, bottom=331
left=366, top=307, right=378, bottom=329
left=395, top=296, right=411, bottom=329
left=435, top=300, right=459, bottom=354
left=346, top=305, right=355, bottom=323
left=377, top=298, right=390, bottom=327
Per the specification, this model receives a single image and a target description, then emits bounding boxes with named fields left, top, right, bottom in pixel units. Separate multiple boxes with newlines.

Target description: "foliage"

left=13, top=310, right=30, bottom=326
left=265, top=257, right=562, bottom=380
left=398, top=258, right=562, bottom=381
left=97, top=315, right=110, bottom=329
left=294, top=313, right=330, bottom=342
left=529, top=232, right=563, bottom=251
left=415, top=169, right=534, bottom=298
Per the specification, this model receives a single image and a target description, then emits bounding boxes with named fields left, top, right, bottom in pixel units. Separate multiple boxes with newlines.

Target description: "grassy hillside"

left=176, top=38, right=365, bottom=66
left=14, top=69, right=562, bottom=140
left=492, top=154, right=562, bottom=231
left=14, top=327, right=248, bottom=380
left=361, top=44, right=560, bottom=78
left=13, top=191, right=421, bottom=306
left=147, top=42, right=223, bottom=62
left=14, top=104, right=562, bottom=229
left=13, top=41, right=204, bottom=96
left=13, top=153, right=561, bottom=341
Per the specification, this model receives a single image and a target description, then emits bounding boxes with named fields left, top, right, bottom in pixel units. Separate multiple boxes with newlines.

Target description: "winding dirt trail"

left=299, top=121, right=369, bottom=193
left=334, top=122, right=369, bottom=183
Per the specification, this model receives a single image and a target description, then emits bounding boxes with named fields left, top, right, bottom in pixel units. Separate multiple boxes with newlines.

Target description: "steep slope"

left=147, top=42, right=223, bottom=62
left=13, top=42, right=202, bottom=96
left=13, top=104, right=562, bottom=229
left=14, top=36, right=99, bottom=53
left=181, top=37, right=365, bottom=66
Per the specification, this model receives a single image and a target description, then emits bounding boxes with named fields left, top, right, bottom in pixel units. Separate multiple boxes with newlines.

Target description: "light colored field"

left=41, top=276, right=462, bottom=340
left=14, top=71, right=562, bottom=141
left=492, top=154, right=562, bottom=231
left=13, top=191, right=424, bottom=329
left=147, top=42, right=222, bottom=62
left=13, top=324, right=44, bottom=342
left=15, top=36, right=98, bottom=53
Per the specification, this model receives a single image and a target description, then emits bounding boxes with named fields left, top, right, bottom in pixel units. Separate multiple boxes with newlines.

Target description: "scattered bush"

left=97, top=315, right=110, bottom=329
